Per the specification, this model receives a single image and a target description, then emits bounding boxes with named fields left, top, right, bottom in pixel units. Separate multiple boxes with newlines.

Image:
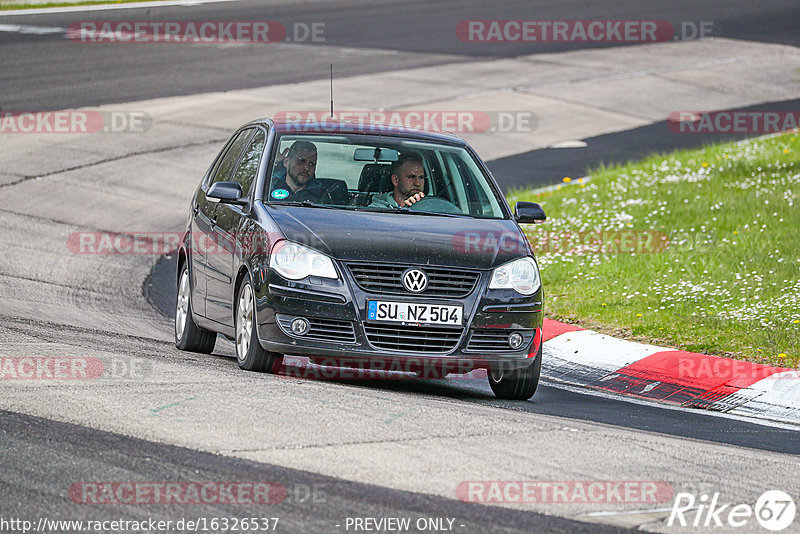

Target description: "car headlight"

left=269, top=241, right=338, bottom=280
left=489, top=257, right=540, bottom=295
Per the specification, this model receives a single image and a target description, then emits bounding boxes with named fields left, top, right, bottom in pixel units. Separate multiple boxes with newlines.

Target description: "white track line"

left=0, top=23, right=63, bottom=33
left=0, top=0, right=237, bottom=17
left=541, top=378, right=800, bottom=432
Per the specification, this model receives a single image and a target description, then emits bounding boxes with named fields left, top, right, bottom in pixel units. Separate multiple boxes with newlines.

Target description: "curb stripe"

left=542, top=318, right=583, bottom=341
left=543, top=330, right=664, bottom=386
left=727, top=371, right=800, bottom=422
left=542, top=318, right=798, bottom=424
left=596, top=350, right=787, bottom=404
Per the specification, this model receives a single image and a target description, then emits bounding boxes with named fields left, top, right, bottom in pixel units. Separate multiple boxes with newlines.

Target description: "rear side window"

left=232, top=129, right=266, bottom=197
left=207, top=129, right=253, bottom=187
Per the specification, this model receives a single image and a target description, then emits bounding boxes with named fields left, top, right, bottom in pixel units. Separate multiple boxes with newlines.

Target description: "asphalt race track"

left=1, top=409, right=623, bottom=534
left=2, top=0, right=799, bottom=110
left=142, top=252, right=800, bottom=457
left=1, top=1, right=799, bottom=533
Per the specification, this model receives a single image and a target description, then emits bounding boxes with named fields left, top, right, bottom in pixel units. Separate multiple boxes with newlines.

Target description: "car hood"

left=266, top=205, right=531, bottom=269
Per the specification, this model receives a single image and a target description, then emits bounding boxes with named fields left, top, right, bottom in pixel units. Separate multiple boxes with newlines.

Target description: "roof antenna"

left=329, top=64, right=334, bottom=118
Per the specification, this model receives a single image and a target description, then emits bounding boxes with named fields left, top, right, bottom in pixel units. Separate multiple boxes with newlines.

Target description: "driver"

left=369, top=151, right=426, bottom=208
left=270, top=140, right=330, bottom=203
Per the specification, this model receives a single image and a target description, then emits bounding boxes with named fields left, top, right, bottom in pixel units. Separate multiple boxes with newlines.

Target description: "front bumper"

left=254, top=265, right=543, bottom=371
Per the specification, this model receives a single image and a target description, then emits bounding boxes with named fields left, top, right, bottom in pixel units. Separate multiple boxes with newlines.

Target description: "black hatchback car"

left=175, top=119, right=546, bottom=399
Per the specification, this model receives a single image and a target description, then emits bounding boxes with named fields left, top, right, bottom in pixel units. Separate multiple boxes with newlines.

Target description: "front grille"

left=277, top=315, right=356, bottom=343
left=466, top=329, right=534, bottom=352
left=347, top=263, right=480, bottom=297
left=363, top=323, right=462, bottom=353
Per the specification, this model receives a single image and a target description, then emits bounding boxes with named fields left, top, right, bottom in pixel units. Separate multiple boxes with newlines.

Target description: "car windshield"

left=265, top=134, right=507, bottom=219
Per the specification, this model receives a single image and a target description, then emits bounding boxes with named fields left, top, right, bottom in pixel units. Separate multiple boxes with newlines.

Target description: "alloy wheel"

left=236, top=283, right=254, bottom=360
left=175, top=269, right=190, bottom=340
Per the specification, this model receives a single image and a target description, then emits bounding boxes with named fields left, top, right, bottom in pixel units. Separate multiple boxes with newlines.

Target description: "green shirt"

left=368, top=192, right=400, bottom=209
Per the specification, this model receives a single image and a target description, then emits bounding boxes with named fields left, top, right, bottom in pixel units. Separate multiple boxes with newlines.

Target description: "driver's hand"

left=403, top=192, right=425, bottom=206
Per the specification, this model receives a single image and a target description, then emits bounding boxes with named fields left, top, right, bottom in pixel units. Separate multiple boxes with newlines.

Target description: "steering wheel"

left=406, top=196, right=462, bottom=214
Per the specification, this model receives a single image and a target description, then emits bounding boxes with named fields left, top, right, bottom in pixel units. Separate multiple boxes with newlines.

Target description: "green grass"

left=0, top=0, right=161, bottom=10
left=509, top=132, right=800, bottom=368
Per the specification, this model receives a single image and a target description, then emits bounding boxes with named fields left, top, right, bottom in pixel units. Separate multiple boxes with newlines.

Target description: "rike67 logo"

left=668, top=490, right=796, bottom=531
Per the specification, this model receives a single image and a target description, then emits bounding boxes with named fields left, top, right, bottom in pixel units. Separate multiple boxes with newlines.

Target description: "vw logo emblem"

left=402, top=269, right=428, bottom=293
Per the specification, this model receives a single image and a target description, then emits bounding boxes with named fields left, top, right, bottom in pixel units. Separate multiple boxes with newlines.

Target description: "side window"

left=436, top=152, right=468, bottom=210
left=207, top=129, right=253, bottom=187
left=232, top=129, right=266, bottom=197
left=454, top=156, right=496, bottom=217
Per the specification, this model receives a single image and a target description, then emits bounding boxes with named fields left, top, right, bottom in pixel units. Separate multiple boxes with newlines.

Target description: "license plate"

left=367, top=300, right=462, bottom=326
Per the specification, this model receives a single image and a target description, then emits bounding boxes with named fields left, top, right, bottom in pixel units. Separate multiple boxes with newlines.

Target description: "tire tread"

left=488, top=345, right=542, bottom=400
left=236, top=279, right=281, bottom=373
left=175, top=267, right=217, bottom=354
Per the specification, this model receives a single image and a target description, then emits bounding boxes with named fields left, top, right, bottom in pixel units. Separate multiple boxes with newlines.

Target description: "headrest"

left=358, top=164, right=392, bottom=193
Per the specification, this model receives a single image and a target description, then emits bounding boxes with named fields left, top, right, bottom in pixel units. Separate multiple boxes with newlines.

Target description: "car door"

left=189, top=183, right=213, bottom=319
left=205, top=128, right=266, bottom=326
left=190, top=134, right=247, bottom=318
left=199, top=128, right=254, bottom=324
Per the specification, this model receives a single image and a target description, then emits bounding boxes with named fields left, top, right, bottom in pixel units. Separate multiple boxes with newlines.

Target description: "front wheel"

left=235, top=276, right=282, bottom=373
left=488, top=344, right=542, bottom=400
left=175, top=265, right=216, bottom=354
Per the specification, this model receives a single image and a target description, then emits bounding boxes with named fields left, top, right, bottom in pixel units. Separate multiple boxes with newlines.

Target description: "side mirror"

left=515, top=201, right=546, bottom=224
left=207, top=181, right=246, bottom=205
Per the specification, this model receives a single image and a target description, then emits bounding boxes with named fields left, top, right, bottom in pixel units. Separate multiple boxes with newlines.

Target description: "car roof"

left=243, top=118, right=468, bottom=145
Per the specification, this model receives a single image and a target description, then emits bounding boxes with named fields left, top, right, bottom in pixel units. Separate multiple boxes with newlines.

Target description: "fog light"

left=291, top=317, right=310, bottom=335
left=508, top=332, right=524, bottom=349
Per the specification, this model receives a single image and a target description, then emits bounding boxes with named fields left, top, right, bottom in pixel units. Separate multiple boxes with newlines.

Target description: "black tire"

left=175, top=264, right=216, bottom=354
left=488, top=344, right=542, bottom=400
left=235, top=276, right=282, bottom=373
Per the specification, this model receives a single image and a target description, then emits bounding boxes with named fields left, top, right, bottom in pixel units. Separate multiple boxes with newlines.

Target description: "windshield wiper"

left=386, top=206, right=466, bottom=218
left=269, top=200, right=340, bottom=210
left=351, top=202, right=465, bottom=218
left=270, top=201, right=468, bottom=218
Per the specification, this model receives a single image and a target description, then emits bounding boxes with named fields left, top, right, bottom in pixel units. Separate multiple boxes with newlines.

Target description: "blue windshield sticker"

left=272, top=189, right=290, bottom=200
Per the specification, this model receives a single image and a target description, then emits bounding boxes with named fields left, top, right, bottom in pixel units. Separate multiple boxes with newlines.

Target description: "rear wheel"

left=236, top=276, right=282, bottom=372
left=175, top=265, right=216, bottom=353
left=488, top=344, right=542, bottom=400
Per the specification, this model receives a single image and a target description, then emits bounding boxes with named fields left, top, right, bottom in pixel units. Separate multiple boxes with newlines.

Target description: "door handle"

left=192, top=206, right=199, bottom=215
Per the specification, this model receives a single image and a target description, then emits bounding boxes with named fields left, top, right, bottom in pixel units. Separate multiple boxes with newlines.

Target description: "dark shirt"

left=269, top=170, right=330, bottom=203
